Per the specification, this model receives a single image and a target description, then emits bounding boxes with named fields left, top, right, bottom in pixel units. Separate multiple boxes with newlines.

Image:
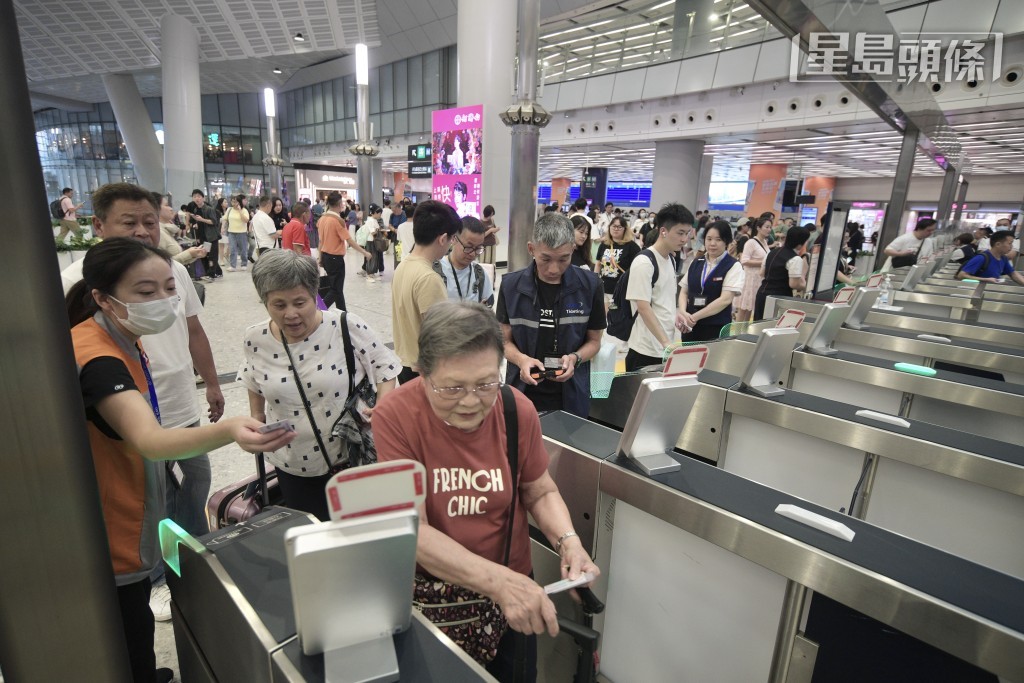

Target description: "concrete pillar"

left=746, top=164, right=788, bottom=217
left=651, top=140, right=705, bottom=213
left=101, top=74, right=164, bottom=192
left=371, top=157, right=383, bottom=207
left=697, top=153, right=714, bottom=211
left=264, top=89, right=283, bottom=198
left=458, top=0, right=516, bottom=264
left=161, top=13, right=204, bottom=203
left=550, top=177, right=572, bottom=207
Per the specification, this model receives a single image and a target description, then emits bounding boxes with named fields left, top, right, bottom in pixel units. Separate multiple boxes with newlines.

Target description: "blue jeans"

left=151, top=422, right=211, bottom=585
left=227, top=232, right=249, bottom=268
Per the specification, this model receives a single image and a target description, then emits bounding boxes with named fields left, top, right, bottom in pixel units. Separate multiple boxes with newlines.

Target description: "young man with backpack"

left=436, top=216, right=495, bottom=305
left=955, top=230, right=1024, bottom=285
left=52, top=187, right=84, bottom=241
left=621, top=203, right=694, bottom=371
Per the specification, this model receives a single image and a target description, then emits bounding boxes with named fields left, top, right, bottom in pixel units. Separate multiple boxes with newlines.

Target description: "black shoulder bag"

left=412, top=385, right=519, bottom=666
left=891, top=238, right=924, bottom=268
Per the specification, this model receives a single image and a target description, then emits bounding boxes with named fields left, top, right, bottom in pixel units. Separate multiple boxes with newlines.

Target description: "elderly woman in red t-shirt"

left=373, top=301, right=599, bottom=682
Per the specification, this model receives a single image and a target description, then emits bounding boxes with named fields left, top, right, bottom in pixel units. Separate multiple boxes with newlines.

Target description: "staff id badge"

left=693, top=297, right=707, bottom=307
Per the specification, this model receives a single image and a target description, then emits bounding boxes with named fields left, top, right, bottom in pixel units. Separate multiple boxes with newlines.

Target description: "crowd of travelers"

left=56, top=180, right=1024, bottom=683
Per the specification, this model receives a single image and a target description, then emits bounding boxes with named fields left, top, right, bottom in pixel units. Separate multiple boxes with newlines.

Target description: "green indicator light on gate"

left=894, top=362, right=937, bottom=377
left=159, top=518, right=205, bottom=577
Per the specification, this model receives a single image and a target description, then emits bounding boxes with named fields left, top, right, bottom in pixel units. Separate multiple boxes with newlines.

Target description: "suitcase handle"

left=255, top=452, right=270, bottom=507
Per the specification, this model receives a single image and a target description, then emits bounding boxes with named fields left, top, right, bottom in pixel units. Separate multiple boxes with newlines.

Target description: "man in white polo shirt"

left=251, top=195, right=281, bottom=256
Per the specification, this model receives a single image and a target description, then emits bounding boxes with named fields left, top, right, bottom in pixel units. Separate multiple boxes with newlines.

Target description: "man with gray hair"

left=496, top=212, right=605, bottom=417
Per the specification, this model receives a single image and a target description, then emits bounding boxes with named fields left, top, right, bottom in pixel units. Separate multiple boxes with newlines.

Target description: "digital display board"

left=431, top=105, right=483, bottom=218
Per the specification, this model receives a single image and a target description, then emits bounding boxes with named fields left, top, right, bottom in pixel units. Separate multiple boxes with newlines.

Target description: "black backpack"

left=606, top=249, right=659, bottom=341
left=50, top=198, right=66, bottom=220
left=954, top=251, right=991, bottom=279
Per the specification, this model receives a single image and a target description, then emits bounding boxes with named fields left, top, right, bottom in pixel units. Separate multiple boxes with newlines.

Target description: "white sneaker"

left=150, top=583, right=172, bottom=622
left=227, top=267, right=236, bottom=272
left=376, top=273, right=383, bottom=281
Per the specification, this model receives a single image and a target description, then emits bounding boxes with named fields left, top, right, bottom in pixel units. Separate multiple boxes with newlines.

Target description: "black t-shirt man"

left=495, top=273, right=606, bottom=412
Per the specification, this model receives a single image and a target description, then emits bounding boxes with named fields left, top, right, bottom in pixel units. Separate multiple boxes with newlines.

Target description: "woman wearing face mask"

left=675, top=221, right=745, bottom=342
left=631, top=209, right=648, bottom=238
left=65, top=238, right=296, bottom=683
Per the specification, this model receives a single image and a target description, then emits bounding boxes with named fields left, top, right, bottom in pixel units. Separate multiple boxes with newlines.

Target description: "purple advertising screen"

left=431, top=105, right=483, bottom=218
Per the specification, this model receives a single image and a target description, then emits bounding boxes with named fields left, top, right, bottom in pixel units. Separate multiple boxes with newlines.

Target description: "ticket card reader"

left=617, top=376, right=700, bottom=475
left=283, top=462, right=427, bottom=683
left=900, top=264, right=928, bottom=291
left=738, top=328, right=801, bottom=398
left=842, top=288, right=881, bottom=331
left=801, top=303, right=850, bottom=356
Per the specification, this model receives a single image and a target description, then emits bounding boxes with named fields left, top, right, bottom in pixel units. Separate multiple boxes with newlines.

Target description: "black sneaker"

left=154, top=667, right=174, bottom=683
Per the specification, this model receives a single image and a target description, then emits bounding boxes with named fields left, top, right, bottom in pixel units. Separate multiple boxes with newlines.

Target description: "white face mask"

left=109, top=295, right=180, bottom=336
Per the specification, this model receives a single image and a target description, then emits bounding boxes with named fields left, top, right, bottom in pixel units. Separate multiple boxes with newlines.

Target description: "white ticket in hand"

left=258, top=419, right=295, bottom=434
left=544, top=571, right=596, bottom=595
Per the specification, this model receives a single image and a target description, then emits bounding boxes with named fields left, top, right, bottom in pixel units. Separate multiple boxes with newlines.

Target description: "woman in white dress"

left=736, top=217, right=772, bottom=322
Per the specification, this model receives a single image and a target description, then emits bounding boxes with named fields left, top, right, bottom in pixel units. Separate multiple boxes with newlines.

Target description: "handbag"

left=891, top=239, right=923, bottom=268
left=328, top=311, right=378, bottom=469
left=412, top=385, right=518, bottom=666
left=372, top=219, right=390, bottom=252
left=279, top=311, right=377, bottom=475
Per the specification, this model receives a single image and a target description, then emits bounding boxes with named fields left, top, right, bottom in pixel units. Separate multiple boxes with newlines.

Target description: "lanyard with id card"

left=693, top=259, right=714, bottom=308
left=533, top=278, right=567, bottom=381
left=139, top=345, right=184, bottom=489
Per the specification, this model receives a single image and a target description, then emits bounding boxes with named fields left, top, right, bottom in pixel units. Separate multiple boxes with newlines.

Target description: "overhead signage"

left=408, top=161, right=432, bottom=179
left=321, top=174, right=355, bottom=186
left=407, top=143, right=431, bottom=161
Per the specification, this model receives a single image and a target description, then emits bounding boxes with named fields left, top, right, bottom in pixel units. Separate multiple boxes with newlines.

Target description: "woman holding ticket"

left=238, top=250, right=401, bottom=521
left=65, top=238, right=296, bottom=683
left=374, top=301, right=599, bottom=682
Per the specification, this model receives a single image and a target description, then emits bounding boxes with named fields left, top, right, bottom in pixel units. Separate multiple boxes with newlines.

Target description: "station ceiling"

left=17, top=0, right=595, bottom=103
left=18, top=0, right=1024, bottom=182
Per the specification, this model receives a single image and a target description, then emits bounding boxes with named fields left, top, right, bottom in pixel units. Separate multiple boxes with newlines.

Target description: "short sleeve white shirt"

left=237, top=310, right=401, bottom=475
left=883, top=232, right=933, bottom=269
left=251, top=210, right=278, bottom=250
left=626, top=250, right=677, bottom=357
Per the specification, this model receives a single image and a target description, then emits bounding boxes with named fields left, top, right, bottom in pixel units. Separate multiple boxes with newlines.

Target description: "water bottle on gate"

left=878, top=275, right=893, bottom=306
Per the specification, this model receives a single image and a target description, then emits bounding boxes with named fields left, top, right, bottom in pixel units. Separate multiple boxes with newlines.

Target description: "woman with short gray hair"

left=238, top=250, right=401, bottom=520
left=374, top=301, right=600, bottom=679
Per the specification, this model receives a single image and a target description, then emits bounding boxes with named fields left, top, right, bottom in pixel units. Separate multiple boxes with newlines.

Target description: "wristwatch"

left=570, top=352, right=582, bottom=367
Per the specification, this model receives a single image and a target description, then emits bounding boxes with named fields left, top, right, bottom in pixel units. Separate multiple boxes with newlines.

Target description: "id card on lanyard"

left=694, top=260, right=713, bottom=308
left=136, top=345, right=161, bottom=424
left=138, top=344, right=183, bottom=487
